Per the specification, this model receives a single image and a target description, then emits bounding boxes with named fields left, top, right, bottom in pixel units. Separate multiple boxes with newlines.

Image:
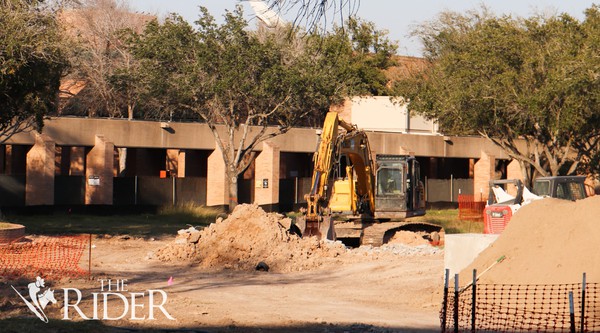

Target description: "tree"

left=344, top=17, right=397, bottom=95
left=127, top=6, right=395, bottom=210
left=59, top=0, right=149, bottom=120
left=394, top=6, right=600, bottom=184
left=59, top=0, right=154, bottom=176
left=0, top=0, right=68, bottom=142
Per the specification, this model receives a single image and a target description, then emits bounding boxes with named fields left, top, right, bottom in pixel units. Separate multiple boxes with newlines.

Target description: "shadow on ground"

left=0, top=318, right=440, bottom=333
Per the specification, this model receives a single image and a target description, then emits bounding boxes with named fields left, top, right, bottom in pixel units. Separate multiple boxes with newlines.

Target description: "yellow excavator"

left=295, top=112, right=442, bottom=247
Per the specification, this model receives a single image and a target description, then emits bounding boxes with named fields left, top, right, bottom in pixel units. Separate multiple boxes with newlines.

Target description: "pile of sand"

left=460, top=195, right=600, bottom=285
left=156, top=204, right=348, bottom=272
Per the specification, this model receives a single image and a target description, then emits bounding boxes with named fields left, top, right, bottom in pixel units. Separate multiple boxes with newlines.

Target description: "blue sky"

left=127, top=0, right=597, bottom=56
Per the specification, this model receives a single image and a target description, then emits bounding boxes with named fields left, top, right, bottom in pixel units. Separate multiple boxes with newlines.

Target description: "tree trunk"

left=228, top=172, right=238, bottom=212
left=519, top=160, right=532, bottom=188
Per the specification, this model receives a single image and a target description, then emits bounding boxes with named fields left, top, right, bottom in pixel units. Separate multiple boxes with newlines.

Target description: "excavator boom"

left=298, top=112, right=375, bottom=240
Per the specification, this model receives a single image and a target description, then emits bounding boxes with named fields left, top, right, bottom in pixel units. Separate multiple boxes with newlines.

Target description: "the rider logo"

left=11, top=276, right=57, bottom=323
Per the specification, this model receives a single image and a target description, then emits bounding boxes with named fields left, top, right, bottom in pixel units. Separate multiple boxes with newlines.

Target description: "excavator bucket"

left=294, top=215, right=336, bottom=241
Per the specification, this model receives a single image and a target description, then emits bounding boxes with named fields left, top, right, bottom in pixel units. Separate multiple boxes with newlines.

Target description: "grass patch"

left=3, top=206, right=481, bottom=238
left=290, top=208, right=483, bottom=234
left=4, top=205, right=220, bottom=238
left=0, top=222, right=22, bottom=229
left=411, top=209, right=484, bottom=234
left=158, top=202, right=222, bottom=221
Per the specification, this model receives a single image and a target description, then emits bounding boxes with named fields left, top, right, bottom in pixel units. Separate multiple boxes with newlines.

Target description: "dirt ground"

left=0, top=205, right=446, bottom=332
left=82, top=237, right=442, bottom=332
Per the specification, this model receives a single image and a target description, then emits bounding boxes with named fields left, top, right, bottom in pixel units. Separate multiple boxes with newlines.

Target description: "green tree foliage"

left=395, top=6, right=600, bottom=182
left=345, top=17, right=397, bottom=95
left=127, top=6, right=395, bottom=209
left=0, top=0, right=67, bottom=141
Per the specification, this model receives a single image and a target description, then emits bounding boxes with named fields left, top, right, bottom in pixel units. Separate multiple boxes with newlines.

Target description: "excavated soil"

left=460, top=195, right=600, bottom=285
left=155, top=204, right=440, bottom=273
left=155, top=204, right=348, bottom=272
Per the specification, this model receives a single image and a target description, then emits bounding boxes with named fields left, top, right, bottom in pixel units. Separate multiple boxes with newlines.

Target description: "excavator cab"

left=374, top=155, right=426, bottom=219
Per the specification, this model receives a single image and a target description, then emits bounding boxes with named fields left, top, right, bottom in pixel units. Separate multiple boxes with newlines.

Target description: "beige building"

left=0, top=98, right=519, bottom=211
left=335, top=96, right=439, bottom=134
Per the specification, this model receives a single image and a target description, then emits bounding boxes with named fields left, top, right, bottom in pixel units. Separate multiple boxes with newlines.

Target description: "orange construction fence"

left=0, top=235, right=89, bottom=279
left=458, top=194, right=485, bottom=221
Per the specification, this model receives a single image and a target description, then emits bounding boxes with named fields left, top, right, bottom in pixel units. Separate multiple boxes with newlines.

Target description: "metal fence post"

left=295, top=177, right=299, bottom=204
left=450, top=174, right=454, bottom=202
left=172, top=176, right=176, bottom=206
left=454, top=274, right=459, bottom=333
left=442, top=268, right=449, bottom=333
left=425, top=176, right=428, bottom=202
left=134, top=175, right=138, bottom=205
left=581, top=272, right=587, bottom=333
left=569, top=291, right=576, bottom=333
left=471, top=269, right=477, bottom=333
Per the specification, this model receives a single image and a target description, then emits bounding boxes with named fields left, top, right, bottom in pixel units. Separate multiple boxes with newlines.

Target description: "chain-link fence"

left=441, top=270, right=600, bottom=332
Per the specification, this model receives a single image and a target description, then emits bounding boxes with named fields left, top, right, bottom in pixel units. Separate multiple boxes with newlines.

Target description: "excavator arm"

left=296, top=112, right=376, bottom=240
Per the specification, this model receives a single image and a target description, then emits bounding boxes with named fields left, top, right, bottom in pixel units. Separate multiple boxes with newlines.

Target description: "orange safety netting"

left=458, top=194, right=485, bottom=221
left=0, top=235, right=89, bottom=279
left=441, top=282, right=600, bottom=332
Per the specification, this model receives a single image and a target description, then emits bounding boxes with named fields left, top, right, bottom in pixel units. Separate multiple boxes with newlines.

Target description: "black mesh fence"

left=441, top=271, right=600, bottom=332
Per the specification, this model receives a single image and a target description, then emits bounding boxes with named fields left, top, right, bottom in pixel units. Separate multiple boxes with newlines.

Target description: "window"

left=377, top=168, right=403, bottom=195
left=533, top=180, right=551, bottom=196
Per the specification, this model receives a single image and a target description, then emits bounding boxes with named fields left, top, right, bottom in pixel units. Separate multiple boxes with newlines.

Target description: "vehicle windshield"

left=377, top=167, right=403, bottom=195
left=533, top=181, right=551, bottom=196
left=556, top=182, right=586, bottom=200
left=533, top=179, right=586, bottom=200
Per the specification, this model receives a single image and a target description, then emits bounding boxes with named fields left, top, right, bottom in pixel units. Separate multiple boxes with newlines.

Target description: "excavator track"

left=337, top=221, right=443, bottom=247
left=361, top=222, right=407, bottom=247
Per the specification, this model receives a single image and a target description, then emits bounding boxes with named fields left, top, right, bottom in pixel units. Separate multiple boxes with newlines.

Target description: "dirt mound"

left=156, top=204, right=441, bottom=272
left=156, top=204, right=348, bottom=272
left=460, top=196, right=600, bottom=285
left=388, top=230, right=431, bottom=246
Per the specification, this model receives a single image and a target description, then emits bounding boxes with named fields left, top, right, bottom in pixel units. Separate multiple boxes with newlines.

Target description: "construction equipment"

left=532, top=176, right=587, bottom=200
left=483, top=179, right=526, bottom=234
left=484, top=176, right=588, bottom=234
left=295, top=112, right=442, bottom=247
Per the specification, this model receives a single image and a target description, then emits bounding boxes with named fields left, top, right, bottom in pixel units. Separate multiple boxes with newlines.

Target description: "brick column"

left=85, top=135, right=114, bottom=205
left=473, top=151, right=495, bottom=202
left=254, top=142, right=280, bottom=210
left=206, top=147, right=228, bottom=207
left=70, top=147, right=85, bottom=176
left=177, top=150, right=186, bottom=177
left=506, top=159, right=524, bottom=196
left=26, top=134, right=55, bottom=205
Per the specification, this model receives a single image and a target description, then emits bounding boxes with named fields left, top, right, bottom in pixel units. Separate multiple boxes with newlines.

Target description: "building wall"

left=335, top=96, right=439, bottom=134
left=2, top=117, right=512, bottom=160
left=0, top=116, right=521, bottom=208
